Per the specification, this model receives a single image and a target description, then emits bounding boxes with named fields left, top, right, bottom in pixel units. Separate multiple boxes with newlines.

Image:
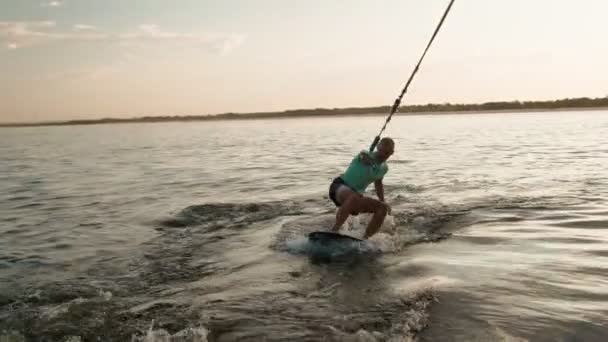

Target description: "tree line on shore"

left=3, top=96, right=608, bottom=127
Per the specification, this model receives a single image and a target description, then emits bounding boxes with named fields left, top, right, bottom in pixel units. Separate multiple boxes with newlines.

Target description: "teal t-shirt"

left=340, top=150, right=388, bottom=193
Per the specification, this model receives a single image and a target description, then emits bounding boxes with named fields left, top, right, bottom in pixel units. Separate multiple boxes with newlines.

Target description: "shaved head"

left=379, top=137, right=394, bottom=148
left=376, top=137, right=395, bottom=161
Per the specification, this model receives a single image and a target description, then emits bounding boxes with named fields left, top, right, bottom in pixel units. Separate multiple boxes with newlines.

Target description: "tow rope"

left=369, top=0, right=456, bottom=152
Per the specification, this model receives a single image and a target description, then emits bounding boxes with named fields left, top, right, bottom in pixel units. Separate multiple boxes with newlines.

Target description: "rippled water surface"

left=1, top=110, right=607, bottom=341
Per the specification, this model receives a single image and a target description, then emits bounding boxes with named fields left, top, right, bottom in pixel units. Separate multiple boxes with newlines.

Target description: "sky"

left=0, top=0, right=607, bottom=123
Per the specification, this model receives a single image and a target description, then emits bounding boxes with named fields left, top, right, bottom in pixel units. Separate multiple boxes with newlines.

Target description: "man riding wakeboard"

left=328, top=137, right=394, bottom=239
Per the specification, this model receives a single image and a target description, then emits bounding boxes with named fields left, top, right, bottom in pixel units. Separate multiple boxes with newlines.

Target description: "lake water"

left=1, top=110, right=607, bottom=341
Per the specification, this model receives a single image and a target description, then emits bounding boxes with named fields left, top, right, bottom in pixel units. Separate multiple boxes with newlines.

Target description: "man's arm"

left=374, top=179, right=385, bottom=202
left=375, top=179, right=391, bottom=214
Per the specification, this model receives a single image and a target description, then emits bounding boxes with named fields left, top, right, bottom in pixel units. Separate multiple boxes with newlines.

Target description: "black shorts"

left=328, top=177, right=354, bottom=207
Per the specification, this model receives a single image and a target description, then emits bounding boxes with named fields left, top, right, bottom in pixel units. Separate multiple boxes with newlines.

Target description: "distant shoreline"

left=2, top=97, right=608, bottom=128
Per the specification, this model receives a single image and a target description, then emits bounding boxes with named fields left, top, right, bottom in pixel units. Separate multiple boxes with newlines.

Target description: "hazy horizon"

left=2, top=0, right=607, bottom=123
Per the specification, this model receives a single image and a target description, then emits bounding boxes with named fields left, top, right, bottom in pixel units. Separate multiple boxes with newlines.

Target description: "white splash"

left=98, top=289, right=112, bottom=301
left=282, top=211, right=406, bottom=256
left=130, top=320, right=209, bottom=342
left=341, top=213, right=402, bottom=253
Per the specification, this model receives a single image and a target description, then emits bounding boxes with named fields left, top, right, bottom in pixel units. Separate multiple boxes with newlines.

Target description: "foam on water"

left=343, top=213, right=403, bottom=252
left=0, top=323, right=211, bottom=342
left=284, top=213, right=400, bottom=258
left=130, top=322, right=209, bottom=342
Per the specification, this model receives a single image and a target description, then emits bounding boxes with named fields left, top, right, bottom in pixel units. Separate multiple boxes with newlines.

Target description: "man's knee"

left=377, top=202, right=388, bottom=216
left=355, top=197, right=379, bottom=213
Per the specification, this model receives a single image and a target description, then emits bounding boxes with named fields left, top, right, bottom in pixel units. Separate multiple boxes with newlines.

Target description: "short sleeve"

left=381, top=164, right=388, bottom=178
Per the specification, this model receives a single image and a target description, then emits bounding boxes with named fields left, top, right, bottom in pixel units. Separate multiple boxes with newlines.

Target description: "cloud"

left=0, top=21, right=244, bottom=53
left=0, top=21, right=106, bottom=49
left=118, top=24, right=245, bottom=54
left=0, top=21, right=62, bottom=49
left=73, top=24, right=96, bottom=31
left=208, top=33, right=245, bottom=55
left=41, top=1, right=64, bottom=7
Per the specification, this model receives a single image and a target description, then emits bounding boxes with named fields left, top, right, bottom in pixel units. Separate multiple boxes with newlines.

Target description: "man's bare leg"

left=357, top=197, right=388, bottom=239
left=331, top=189, right=360, bottom=232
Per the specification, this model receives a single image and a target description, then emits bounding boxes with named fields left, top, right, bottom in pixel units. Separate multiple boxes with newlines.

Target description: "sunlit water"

left=1, top=110, right=607, bottom=341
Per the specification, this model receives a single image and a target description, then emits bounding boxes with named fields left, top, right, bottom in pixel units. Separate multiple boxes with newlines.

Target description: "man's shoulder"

left=351, top=150, right=373, bottom=163
left=357, top=149, right=372, bottom=157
